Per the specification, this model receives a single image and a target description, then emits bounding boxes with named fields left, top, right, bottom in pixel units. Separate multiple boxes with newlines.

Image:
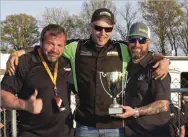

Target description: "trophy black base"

left=108, top=107, right=123, bottom=115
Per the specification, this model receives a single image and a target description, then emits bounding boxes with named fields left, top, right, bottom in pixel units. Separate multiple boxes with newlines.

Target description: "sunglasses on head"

left=128, top=37, right=147, bottom=44
left=92, top=24, right=113, bottom=32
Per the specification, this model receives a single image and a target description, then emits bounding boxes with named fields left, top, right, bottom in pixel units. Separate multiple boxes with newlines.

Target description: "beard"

left=41, top=47, right=60, bottom=62
left=45, top=51, right=60, bottom=62
left=130, top=48, right=147, bottom=60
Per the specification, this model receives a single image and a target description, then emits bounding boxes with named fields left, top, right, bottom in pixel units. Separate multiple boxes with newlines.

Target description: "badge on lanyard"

left=54, top=87, right=65, bottom=112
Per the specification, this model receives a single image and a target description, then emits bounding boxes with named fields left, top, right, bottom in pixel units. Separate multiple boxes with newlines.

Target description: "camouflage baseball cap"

left=127, top=22, right=150, bottom=39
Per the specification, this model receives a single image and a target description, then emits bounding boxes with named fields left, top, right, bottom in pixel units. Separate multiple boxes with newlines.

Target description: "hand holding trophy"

left=99, top=71, right=127, bottom=115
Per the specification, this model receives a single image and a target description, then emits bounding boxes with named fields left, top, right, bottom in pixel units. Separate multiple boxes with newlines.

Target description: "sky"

left=1, top=0, right=84, bottom=21
left=1, top=0, right=133, bottom=21
left=1, top=0, right=185, bottom=55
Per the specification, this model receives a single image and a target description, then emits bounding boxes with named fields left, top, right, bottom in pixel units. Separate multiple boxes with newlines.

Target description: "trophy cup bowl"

left=99, top=71, right=126, bottom=115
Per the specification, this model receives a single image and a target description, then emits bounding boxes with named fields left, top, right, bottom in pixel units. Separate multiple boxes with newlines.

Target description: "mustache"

left=131, top=46, right=141, bottom=50
left=48, top=51, right=59, bottom=55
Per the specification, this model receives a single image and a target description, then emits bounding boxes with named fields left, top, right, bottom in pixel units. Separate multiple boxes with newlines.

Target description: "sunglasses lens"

left=139, top=37, right=147, bottom=44
left=94, top=26, right=103, bottom=31
left=128, top=37, right=147, bottom=44
left=128, top=38, right=137, bottom=43
left=93, top=25, right=113, bottom=32
left=105, top=27, right=113, bottom=32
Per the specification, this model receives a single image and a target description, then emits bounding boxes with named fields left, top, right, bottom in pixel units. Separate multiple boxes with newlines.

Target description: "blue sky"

left=1, top=1, right=84, bottom=21
left=1, top=0, right=134, bottom=21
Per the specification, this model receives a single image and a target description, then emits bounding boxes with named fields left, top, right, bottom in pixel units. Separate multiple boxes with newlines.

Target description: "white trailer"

left=168, top=56, right=188, bottom=107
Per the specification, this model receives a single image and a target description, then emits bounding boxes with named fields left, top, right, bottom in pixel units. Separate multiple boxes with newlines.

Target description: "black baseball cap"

left=91, top=8, right=115, bottom=24
left=127, top=22, right=150, bottom=39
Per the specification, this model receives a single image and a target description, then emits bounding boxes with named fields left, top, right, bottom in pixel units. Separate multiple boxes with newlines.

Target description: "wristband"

left=133, top=107, right=139, bottom=118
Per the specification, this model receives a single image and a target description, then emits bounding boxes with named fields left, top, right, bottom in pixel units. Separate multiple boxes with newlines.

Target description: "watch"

left=133, top=107, right=140, bottom=118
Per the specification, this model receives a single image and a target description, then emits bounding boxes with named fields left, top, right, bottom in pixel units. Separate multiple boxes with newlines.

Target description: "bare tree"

left=178, top=0, right=188, bottom=55
left=39, top=1, right=116, bottom=39
left=40, top=7, right=78, bottom=39
left=81, top=0, right=116, bottom=23
left=165, top=1, right=184, bottom=56
left=140, top=1, right=171, bottom=55
left=116, top=2, right=140, bottom=40
left=40, top=7, right=70, bottom=27
left=140, top=0, right=186, bottom=56
left=68, top=15, right=88, bottom=39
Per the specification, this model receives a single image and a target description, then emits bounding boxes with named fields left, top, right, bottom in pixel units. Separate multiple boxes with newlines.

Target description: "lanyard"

left=37, top=48, right=59, bottom=96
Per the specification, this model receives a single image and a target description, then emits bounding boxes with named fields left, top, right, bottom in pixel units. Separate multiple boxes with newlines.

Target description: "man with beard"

left=1, top=24, right=74, bottom=137
left=116, top=22, right=172, bottom=137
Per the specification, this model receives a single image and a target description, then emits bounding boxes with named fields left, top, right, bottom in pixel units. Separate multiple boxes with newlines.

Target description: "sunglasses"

left=128, top=37, right=147, bottom=44
left=92, top=24, right=113, bottom=32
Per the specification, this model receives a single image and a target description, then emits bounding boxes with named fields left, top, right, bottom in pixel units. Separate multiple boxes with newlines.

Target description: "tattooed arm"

left=118, top=100, right=169, bottom=118
left=118, top=73, right=171, bottom=119
left=138, top=100, right=170, bottom=116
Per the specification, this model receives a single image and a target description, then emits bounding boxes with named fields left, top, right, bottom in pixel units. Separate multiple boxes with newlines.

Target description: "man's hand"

left=116, top=105, right=136, bottom=119
left=152, top=58, right=170, bottom=80
left=0, top=123, right=4, bottom=129
left=25, top=89, right=43, bottom=114
left=6, top=50, right=25, bottom=76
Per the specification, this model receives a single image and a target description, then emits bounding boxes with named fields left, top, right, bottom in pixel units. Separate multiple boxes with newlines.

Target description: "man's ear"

left=87, top=23, right=93, bottom=33
left=147, top=39, right=151, bottom=47
left=40, top=40, right=43, bottom=47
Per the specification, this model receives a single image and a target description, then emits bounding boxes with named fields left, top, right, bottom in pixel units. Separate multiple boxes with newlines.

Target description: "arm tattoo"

left=138, top=100, right=170, bottom=116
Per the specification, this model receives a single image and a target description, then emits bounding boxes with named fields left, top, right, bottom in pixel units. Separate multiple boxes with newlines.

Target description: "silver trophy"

left=99, top=71, right=127, bottom=115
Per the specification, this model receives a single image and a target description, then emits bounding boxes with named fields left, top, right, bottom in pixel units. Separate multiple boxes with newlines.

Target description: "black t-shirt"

left=1, top=49, right=74, bottom=137
left=124, top=52, right=171, bottom=137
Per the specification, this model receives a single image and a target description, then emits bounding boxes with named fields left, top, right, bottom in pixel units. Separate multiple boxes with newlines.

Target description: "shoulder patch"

left=107, top=51, right=118, bottom=56
left=80, top=50, right=92, bottom=56
left=64, top=67, right=71, bottom=71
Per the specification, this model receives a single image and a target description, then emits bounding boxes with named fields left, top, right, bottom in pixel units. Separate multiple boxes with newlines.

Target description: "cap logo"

left=139, top=28, right=147, bottom=34
left=99, top=11, right=111, bottom=17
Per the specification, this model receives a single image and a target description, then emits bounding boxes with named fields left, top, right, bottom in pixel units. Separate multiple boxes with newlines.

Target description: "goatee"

left=131, top=51, right=146, bottom=60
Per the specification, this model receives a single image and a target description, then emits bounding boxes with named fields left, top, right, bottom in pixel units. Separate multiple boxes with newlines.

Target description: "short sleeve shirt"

left=1, top=49, right=74, bottom=137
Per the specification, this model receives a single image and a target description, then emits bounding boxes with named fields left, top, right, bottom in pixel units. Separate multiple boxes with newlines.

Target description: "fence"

left=171, top=89, right=188, bottom=137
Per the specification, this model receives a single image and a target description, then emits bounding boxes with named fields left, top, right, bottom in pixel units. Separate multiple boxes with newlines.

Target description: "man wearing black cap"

left=6, top=9, right=170, bottom=137
left=67, top=8, right=128, bottom=137
left=116, top=22, right=172, bottom=137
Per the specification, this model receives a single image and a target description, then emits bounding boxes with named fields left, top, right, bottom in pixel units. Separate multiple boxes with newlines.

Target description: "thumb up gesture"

left=25, top=89, right=43, bottom=114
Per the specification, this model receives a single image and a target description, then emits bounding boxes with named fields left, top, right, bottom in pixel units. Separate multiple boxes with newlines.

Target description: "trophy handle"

left=116, top=81, right=126, bottom=98
left=99, top=71, right=113, bottom=98
left=116, top=71, right=128, bottom=98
